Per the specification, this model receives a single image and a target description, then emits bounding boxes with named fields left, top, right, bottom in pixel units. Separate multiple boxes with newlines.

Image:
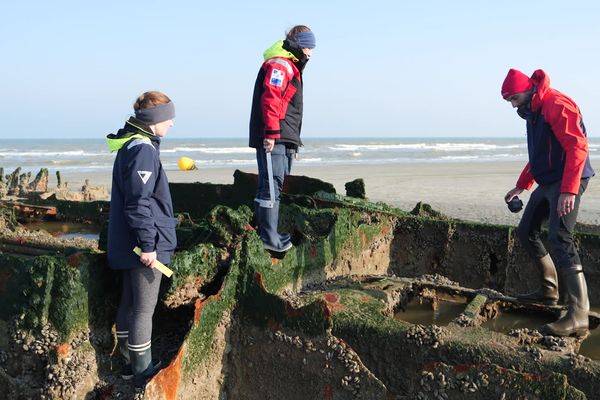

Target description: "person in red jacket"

left=249, top=25, right=316, bottom=253
left=502, top=68, right=594, bottom=337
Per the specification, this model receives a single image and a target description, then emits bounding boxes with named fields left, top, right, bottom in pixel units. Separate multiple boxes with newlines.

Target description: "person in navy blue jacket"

left=106, top=91, right=177, bottom=387
left=502, top=69, right=594, bottom=337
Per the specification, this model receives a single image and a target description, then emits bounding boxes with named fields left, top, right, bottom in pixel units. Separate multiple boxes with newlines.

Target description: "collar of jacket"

left=263, top=40, right=299, bottom=63
left=106, top=117, right=159, bottom=152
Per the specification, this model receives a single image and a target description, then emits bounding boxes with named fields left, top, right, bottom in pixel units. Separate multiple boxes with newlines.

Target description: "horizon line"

left=1, top=135, right=528, bottom=140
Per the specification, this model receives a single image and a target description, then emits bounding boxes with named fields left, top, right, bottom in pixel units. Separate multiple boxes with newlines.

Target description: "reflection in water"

left=395, top=297, right=466, bottom=326
left=22, top=221, right=100, bottom=241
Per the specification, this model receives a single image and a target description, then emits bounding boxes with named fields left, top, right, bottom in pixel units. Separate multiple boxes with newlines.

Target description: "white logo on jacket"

left=269, top=69, right=284, bottom=87
left=137, top=171, right=152, bottom=184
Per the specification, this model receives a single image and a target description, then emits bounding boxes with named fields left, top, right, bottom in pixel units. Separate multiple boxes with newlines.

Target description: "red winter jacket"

left=516, top=70, right=594, bottom=194
left=249, top=41, right=303, bottom=149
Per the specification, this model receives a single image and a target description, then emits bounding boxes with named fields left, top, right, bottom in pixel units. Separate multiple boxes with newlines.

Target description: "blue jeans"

left=255, top=144, right=293, bottom=249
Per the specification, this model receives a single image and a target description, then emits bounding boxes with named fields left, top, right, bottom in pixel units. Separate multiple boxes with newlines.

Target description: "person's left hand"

left=557, top=193, right=576, bottom=217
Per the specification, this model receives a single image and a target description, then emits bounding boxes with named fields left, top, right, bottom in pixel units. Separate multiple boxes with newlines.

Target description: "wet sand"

left=55, top=161, right=600, bottom=226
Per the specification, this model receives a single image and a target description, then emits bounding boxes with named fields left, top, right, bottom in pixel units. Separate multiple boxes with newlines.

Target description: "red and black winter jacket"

left=249, top=47, right=303, bottom=149
left=516, top=70, right=594, bottom=194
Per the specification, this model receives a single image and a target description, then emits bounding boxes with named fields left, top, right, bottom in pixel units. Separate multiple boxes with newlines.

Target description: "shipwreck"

left=1, top=167, right=600, bottom=400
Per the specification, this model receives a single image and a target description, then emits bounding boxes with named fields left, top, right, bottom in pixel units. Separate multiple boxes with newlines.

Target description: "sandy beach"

left=51, top=160, right=600, bottom=227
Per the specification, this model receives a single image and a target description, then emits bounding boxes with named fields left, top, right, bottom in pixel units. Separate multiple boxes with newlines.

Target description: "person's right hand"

left=263, top=138, right=275, bottom=152
left=139, top=251, right=157, bottom=268
left=504, top=187, right=523, bottom=203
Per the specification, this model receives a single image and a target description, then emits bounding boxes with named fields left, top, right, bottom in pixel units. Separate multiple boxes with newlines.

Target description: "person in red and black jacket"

left=249, top=25, right=315, bottom=253
left=502, top=68, right=595, bottom=337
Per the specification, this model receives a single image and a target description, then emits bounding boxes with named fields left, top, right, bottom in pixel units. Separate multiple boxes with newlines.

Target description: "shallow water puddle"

left=482, top=308, right=554, bottom=333
left=395, top=295, right=466, bottom=326
left=23, top=221, right=101, bottom=240
left=577, top=307, right=600, bottom=360
left=483, top=306, right=600, bottom=360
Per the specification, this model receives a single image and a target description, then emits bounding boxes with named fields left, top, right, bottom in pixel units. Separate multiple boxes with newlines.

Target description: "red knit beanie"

left=501, top=69, right=533, bottom=99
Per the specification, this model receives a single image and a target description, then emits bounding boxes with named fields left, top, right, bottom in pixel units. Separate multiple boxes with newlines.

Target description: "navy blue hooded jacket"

left=106, top=118, right=177, bottom=270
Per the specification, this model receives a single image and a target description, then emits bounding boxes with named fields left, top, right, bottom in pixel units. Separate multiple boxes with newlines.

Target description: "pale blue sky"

left=2, top=0, right=599, bottom=138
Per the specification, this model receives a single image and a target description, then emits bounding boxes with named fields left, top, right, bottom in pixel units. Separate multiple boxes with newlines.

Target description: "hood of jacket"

left=106, top=117, right=160, bottom=152
left=530, top=69, right=551, bottom=112
left=263, top=40, right=299, bottom=62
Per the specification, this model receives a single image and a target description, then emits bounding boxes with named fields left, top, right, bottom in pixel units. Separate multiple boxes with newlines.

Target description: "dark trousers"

left=115, top=267, right=162, bottom=348
left=517, top=179, right=588, bottom=269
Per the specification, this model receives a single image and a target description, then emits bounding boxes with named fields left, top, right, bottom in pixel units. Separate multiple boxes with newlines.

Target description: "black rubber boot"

left=516, top=254, right=559, bottom=305
left=117, top=337, right=133, bottom=380
left=118, top=337, right=130, bottom=362
left=130, top=345, right=160, bottom=388
left=540, top=265, right=589, bottom=337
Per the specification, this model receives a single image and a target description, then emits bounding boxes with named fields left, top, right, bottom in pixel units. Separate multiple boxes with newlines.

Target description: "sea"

left=2, top=137, right=600, bottom=174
